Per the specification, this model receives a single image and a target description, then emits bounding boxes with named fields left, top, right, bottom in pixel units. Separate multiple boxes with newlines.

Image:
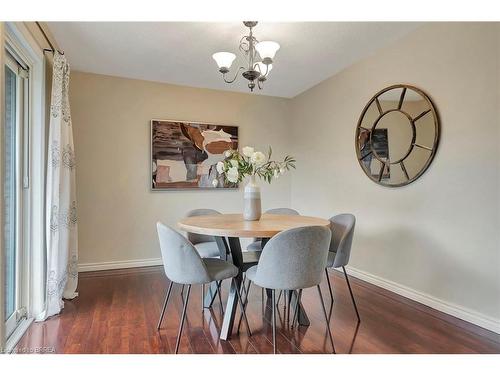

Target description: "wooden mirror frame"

left=355, top=84, right=440, bottom=187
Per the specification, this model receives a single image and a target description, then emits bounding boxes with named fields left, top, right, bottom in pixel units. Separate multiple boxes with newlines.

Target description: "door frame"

left=3, top=21, right=46, bottom=352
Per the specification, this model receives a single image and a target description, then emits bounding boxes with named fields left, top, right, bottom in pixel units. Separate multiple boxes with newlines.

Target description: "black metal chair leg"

left=276, top=290, right=282, bottom=305
left=233, top=279, right=252, bottom=337
left=239, top=276, right=249, bottom=305
left=236, top=278, right=251, bottom=333
left=216, top=280, right=224, bottom=315
left=180, top=284, right=185, bottom=302
left=245, top=278, right=251, bottom=302
left=241, top=274, right=246, bottom=294
left=175, top=284, right=191, bottom=354
left=342, top=266, right=361, bottom=322
left=317, top=285, right=336, bottom=354
left=271, top=289, right=277, bottom=354
left=325, top=268, right=334, bottom=303
left=283, top=290, right=287, bottom=318
left=157, top=281, right=174, bottom=330
left=291, top=289, right=302, bottom=328
left=286, top=291, right=292, bottom=323
left=201, top=284, right=205, bottom=312
left=208, top=281, right=219, bottom=307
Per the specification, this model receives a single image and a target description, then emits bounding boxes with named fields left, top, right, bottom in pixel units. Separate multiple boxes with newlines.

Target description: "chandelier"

left=212, top=21, right=280, bottom=92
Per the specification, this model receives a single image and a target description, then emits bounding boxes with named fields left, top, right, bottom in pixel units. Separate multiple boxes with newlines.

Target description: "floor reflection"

left=348, top=321, right=361, bottom=354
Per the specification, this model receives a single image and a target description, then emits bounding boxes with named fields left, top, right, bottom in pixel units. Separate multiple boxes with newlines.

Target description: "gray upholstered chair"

left=156, top=222, right=250, bottom=353
left=325, top=214, right=360, bottom=322
left=242, top=208, right=300, bottom=285
left=247, top=208, right=300, bottom=252
left=184, top=208, right=227, bottom=311
left=244, top=226, right=335, bottom=354
left=244, top=208, right=300, bottom=316
left=185, top=208, right=223, bottom=258
left=264, top=207, right=300, bottom=215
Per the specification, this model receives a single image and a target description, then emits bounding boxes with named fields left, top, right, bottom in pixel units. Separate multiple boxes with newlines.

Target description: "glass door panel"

left=4, top=51, right=26, bottom=339
left=4, top=64, right=17, bottom=324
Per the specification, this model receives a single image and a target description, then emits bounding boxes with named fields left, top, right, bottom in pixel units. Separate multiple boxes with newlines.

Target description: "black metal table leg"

left=219, top=237, right=244, bottom=340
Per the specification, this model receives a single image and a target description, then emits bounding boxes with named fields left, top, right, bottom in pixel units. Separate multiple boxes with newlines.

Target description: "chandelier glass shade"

left=212, top=21, right=280, bottom=92
left=255, top=41, right=280, bottom=61
left=212, top=52, right=236, bottom=71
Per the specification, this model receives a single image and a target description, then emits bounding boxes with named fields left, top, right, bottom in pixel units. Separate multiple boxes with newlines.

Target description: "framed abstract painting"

left=151, top=119, right=239, bottom=190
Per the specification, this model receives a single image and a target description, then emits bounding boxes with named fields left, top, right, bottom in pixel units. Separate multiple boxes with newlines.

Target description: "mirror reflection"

left=356, top=85, right=439, bottom=187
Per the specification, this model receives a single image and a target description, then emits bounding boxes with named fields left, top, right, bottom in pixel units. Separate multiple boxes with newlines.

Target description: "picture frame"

left=151, top=119, right=239, bottom=190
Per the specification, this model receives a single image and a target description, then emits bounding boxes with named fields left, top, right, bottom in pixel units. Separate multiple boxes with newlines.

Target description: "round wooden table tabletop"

left=177, top=213, right=330, bottom=238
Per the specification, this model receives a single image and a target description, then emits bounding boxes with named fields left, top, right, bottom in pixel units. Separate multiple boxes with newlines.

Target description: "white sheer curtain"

left=37, top=52, right=78, bottom=320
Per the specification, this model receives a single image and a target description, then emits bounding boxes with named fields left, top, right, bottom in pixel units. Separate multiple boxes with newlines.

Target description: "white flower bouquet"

left=213, top=146, right=296, bottom=187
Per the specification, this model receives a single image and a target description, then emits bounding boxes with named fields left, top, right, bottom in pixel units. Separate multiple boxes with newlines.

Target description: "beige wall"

left=290, top=23, right=500, bottom=325
left=69, top=72, right=292, bottom=265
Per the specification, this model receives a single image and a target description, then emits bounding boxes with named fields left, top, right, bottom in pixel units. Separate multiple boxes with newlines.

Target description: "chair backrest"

left=252, top=208, right=300, bottom=242
left=156, top=222, right=211, bottom=284
left=328, top=214, right=356, bottom=268
left=253, top=226, right=331, bottom=290
left=185, top=208, right=221, bottom=244
left=265, top=208, right=300, bottom=215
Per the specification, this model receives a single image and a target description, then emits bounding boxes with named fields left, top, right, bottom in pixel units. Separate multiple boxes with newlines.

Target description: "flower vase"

left=243, top=175, right=261, bottom=221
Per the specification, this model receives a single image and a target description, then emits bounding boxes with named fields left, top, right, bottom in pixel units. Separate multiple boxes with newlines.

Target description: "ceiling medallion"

left=212, top=21, right=280, bottom=92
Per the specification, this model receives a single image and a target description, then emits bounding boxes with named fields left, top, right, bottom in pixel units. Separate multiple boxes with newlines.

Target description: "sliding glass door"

left=4, top=50, right=28, bottom=339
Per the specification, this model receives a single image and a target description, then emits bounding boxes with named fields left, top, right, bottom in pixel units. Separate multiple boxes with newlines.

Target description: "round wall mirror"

left=355, top=84, right=439, bottom=187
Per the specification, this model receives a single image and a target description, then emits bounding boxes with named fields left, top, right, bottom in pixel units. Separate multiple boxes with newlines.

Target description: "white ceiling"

left=47, top=22, right=422, bottom=98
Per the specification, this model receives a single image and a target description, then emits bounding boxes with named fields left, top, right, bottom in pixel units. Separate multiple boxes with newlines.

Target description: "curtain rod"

left=35, top=21, right=64, bottom=55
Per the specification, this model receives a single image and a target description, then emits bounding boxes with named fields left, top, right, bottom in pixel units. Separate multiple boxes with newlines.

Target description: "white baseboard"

left=345, top=265, right=500, bottom=334
left=78, top=257, right=163, bottom=272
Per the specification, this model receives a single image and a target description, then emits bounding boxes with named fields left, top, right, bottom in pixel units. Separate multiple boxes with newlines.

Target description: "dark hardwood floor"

left=16, top=266, right=500, bottom=354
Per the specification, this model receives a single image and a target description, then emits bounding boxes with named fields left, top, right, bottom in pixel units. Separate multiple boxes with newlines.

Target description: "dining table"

left=177, top=213, right=331, bottom=340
